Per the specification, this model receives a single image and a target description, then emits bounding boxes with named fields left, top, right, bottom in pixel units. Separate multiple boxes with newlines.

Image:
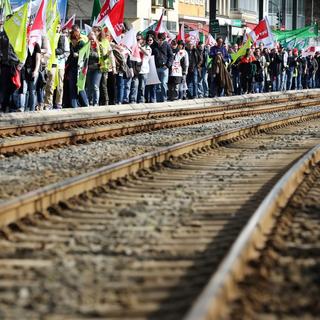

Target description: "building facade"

left=67, top=0, right=310, bottom=40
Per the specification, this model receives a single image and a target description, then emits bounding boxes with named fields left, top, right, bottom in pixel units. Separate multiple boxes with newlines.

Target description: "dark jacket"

left=186, top=47, right=201, bottom=71
left=152, top=41, right=173, bottom=69
left=0, top=31, right=19, bottom=66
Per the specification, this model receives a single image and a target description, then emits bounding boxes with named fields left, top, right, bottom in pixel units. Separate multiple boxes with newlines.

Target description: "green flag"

left=141, top=22, right=157, bottom=38
left=77, top=42, right=90, bottom=93
left=231, top=39, right=252, bottom=64
left=273, top=24, right=318, bottom=43
left=47, top=13, right=61, bottom=71
left=4, top=2, right=28, bottom=63
left=91, top=0, right=101, bottom=23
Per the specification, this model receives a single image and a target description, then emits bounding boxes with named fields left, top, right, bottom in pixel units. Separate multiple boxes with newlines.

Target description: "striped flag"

left=77, top=41, right=90, bottom=93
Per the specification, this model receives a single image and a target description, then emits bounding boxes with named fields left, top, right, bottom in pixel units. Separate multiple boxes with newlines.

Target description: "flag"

left=84, top=24, right=92, bottom=35
left=176, top=22, right=185, bottom=41
left=4, top=2, right=29, bottom=63
left=231, top=39, right=252, bottom=63
left=302, top=46, right=317, bottom=57
left=47, top=13, right=60, bottom=70
left=141, top=21, right=157, bottom=38
left=46, top=0, right=58, bottom=31
left=120, top=28, right=141, bottom=62
left=273, top=24, right=318, bottom=42
left=188, top=30, right=199, bottom=45
left=91, top=0, right=101, bottom=24
left=155, top=10, right=165, bottom=34
left=62, top=14, right=75, bottom=31
left=0, top=0, right=12, bottom=21
left=77, top=41, right=90, bottom=93
left=96, top=0, right=125, bottom=43
left=28, top=0, right=45, bottom=55
left=206, top=33, right=216, bottom=47
left=250, top=17, right=275, bottom=48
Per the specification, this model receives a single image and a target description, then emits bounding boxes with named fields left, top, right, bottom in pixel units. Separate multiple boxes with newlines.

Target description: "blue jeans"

left=187, top=67, right=198, bottom=98
left=286, top=68, right=294, bottom=90
left=145, top=85, right=157, bottom=103
left=280, top=70, right=287, bottom=91
left=68, top=69, right=89, bottom=108
left=129, top=76, right=139, bottom=103
left=116, top=74, right=124, bottom=104
left=254, top=82, right=264, bottom=93
left=137, top=74, right=147, bottom=103
left=25, top=76, right=38, bottom=111
left=86, top=69, right=102, bottom=105
left=272, top=74, right=281, bottom=92
left=156, top=67, right=169, bottom=102
left=198, top=67, right=208, bottom=97
left=123, top=77, right=132, bottom=103
left=232, top=71, right=240, bottom=95
left=308, top=73, right=316, bottom=88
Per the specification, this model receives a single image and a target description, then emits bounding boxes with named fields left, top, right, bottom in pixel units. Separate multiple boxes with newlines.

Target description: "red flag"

left=96, top=0, right=125, bottom=43
left=176, top=22, right=185, bottom=41
left=155, top=10, right=165, bottom=34
left=28, top=0, right=45, bottom=54
left=249, top=17, right=275, bottom=48
left=62, top=14, right=76, bottom=31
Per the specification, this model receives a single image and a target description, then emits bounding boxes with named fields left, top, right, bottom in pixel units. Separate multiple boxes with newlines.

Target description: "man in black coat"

left=151, top=32, right=173, bottom=102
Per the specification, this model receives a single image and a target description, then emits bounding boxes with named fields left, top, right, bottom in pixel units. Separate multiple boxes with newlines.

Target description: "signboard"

left=210, top=19, right=220, bottom=34
left=232, top=19, right=242, bottom=27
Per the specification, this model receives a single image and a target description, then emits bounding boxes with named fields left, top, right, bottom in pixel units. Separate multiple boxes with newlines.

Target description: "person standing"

left=44, top=25, right=69, bottom=110
left=152, top=32, right=173, bottom=102
left=86, top=31, right=102, bottom=106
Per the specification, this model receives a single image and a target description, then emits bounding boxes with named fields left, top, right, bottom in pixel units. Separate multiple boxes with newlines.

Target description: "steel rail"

left=1, top=98, right=319, bottom=155
left=184, top=140, right=320, bottom=320
left=0, top=110, right=319, bottom=230
left=0, top=91, right=318, bottom=137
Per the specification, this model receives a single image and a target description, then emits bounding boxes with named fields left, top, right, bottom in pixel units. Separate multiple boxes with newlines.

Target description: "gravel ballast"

left=0, top=107, right=320, bottom=202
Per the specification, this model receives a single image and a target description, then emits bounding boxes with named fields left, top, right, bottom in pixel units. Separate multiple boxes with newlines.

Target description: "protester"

left=1, top=3, right=319, bottom=113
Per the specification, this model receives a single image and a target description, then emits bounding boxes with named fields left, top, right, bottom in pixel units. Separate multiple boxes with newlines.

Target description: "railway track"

left=186, top=144, right=320, bottom=320
left=0, top=113, right=319, bottom=319
left=0, top=92, right=320, bottom=155
left=226, top=163, right=320, bottom=319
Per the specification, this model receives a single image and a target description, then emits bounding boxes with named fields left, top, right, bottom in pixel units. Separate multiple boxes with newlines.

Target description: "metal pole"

left=259, top=0, right=264, bottom=21
left=281, top=0, right=286, bottom=29
left=209, top=0, right=216, bottom=35
left=292, top=0, right=297, bottom=29
left=311, top=0, right=314, bottom=24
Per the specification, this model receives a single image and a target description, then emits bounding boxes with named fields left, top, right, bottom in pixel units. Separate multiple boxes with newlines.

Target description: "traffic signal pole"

left=209, top=0, right=217, bottom=35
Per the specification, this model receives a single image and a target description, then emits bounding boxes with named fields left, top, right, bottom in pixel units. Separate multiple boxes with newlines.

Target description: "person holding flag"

left=44, top=23, right=70, bottom=110
left=86, top=31, right=102, bottom=106
left=67, top=25, right=89, bottom=108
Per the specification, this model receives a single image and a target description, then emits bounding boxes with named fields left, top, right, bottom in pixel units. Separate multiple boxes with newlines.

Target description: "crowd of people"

left=0, top=23, right=320, bottom=113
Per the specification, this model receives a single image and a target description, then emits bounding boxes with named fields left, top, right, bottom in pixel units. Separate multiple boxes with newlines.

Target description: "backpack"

left=113, top=49, right=132, bottom=78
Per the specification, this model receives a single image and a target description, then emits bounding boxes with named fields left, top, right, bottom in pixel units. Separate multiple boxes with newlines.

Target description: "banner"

left=273, top=24, right=318, bottom=50
left=146, top=56, right=160, bottom=85
left=4, top=2, right=28, bottom=63
left=77, top=41, right=90, bottom=93
left=273, top=24, right=318, bottom=42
